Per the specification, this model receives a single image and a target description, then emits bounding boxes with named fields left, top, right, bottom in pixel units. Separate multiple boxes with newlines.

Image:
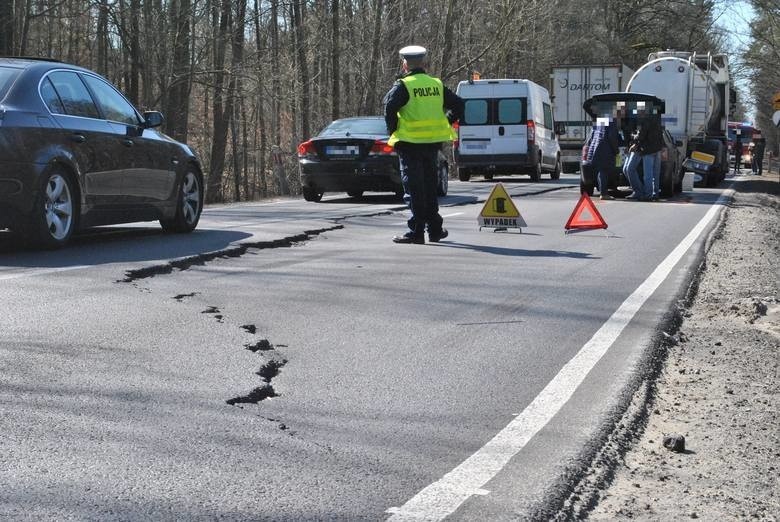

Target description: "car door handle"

left=498, top=126, right=505, bottom=136
left=122, top=139, right=134, bottom=147
left=70, top=133, right=86, bottom=143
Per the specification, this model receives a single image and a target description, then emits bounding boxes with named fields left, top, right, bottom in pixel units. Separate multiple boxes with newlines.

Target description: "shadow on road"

left=0, top=227, right=252, bottom=269
left=432, top=241, right=599, bottom=258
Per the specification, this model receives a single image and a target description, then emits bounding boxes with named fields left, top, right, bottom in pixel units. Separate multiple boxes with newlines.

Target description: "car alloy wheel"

left=161, top=169, right=203, bottom=233
left=43, top=172, right=74, bottom=242
left=181, top=171, right=201, bottom=227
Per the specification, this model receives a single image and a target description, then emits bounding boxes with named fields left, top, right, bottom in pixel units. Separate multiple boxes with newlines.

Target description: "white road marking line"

left=386, top=191, right=732, bottom=521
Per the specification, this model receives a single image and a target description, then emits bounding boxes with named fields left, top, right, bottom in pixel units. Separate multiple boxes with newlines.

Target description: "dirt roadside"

left=560, top=170, right=780, bottom=520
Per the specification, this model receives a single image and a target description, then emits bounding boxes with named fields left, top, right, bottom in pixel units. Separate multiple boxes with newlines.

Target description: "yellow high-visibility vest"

left=388, top=74, right=456, bottom=146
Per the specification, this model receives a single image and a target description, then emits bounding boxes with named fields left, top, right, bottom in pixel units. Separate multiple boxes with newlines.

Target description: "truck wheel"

left=550, top=158, right=561, bottom=180
left=457, top=167, right=471, bottom=182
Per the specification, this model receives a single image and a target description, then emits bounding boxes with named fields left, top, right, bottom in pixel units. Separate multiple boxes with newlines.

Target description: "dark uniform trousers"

left=397, top=142, right=443, bottom=236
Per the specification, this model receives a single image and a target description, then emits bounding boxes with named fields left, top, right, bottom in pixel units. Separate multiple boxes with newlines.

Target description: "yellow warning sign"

left=478, top=183, right=527, bottom=230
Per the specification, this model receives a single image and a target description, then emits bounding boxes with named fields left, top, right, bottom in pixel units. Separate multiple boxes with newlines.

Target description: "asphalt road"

left=0, top=173, right=731, bottom=520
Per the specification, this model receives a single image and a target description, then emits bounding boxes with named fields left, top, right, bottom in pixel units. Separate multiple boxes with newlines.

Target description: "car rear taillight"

left=297, top=140, right=316, bottom=158
left=369, top=140, right=396, bottom=156
left=527, top=120, right=536, bottom=145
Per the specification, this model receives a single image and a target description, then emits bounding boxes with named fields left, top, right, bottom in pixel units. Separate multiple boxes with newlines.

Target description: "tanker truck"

left=626, top=51, right=732, bottom=187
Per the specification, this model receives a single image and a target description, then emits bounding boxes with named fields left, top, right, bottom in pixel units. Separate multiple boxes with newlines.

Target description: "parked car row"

left=0, top=57, right=203, bottom=249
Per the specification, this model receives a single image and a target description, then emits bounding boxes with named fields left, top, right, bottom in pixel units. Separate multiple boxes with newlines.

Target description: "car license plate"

left=326, top=145, right=359, bottom=157
left=464, top=142, right=487, bottom=150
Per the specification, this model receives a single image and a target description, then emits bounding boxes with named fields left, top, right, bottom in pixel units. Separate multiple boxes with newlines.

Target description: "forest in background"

left=0, top=0, right=777, bottom=203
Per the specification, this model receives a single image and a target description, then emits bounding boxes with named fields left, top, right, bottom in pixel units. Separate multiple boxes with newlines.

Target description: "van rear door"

left=458, top=95, right=528, bottom=160
left=458, top=97, right=493, bottom=157
left=492, top=97, right=528, bottom=158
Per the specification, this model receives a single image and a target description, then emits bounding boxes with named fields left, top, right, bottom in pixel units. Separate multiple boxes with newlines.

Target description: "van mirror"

left=554, top=122, right=566, bottom=136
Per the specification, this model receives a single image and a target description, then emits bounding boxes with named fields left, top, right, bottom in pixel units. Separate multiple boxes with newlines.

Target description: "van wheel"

left=530, top=161, right=542, bottom=182
left=457, top=167, right=471, bottom=182
left=551, top=158, right=561, bottom=180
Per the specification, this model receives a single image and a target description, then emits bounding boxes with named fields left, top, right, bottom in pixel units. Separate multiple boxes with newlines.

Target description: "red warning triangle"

left=565, top=193, right=608, bottom=230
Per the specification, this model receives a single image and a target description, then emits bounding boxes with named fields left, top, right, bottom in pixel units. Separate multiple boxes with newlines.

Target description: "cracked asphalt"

left=0, top=174, right=749, bottom=520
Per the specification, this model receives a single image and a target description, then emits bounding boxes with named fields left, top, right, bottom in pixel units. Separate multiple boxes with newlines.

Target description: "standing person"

left=635, top=110, right=664, bottom=200
left=584, top=108, right=622, bottom=200
left=733, top=135, right=743, bottom=174
left=751, top=131, right=766, bottom=175
left=384, top=45, right=463, bottom=244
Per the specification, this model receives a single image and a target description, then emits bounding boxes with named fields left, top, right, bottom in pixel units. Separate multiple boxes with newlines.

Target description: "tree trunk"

left=206, top=0, right=231, bottom=204
left=292, top=0, right=310, bottom=140
left=362, top=0, right=384, bottom=114
left=331, top=0, right=340, bottom=120
left=164, top=0, right=192, bottom=143
left=0, top=0, right=14, bottom=56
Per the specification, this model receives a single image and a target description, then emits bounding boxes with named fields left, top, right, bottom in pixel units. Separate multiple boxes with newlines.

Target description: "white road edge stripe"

left=386, top=190, right=732, bottom=520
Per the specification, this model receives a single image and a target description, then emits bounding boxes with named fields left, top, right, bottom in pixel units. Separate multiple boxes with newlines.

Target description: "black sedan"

left=0, top=57, right=202, bottom=248
left=297, top=116, right=449, bottom=202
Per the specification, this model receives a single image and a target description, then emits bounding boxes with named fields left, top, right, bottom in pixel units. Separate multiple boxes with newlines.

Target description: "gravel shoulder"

left=562, top=171, right=780, bottom=520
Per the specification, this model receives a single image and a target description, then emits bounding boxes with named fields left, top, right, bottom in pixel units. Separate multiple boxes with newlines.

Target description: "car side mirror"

left=143, top=111, right=164, bottom=129
left=554, top=121, right=566, bottom=136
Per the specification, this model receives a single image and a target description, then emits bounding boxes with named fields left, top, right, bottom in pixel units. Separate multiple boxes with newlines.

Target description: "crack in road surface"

left=228, top=336, right=288, bottom=406
left=117, top=225, right=344, bottom=283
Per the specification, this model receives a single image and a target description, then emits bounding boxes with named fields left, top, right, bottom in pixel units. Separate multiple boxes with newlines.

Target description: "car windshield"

left=318, top=118, right=387, bottom=137
left=0, top=66, right=21, bottom=101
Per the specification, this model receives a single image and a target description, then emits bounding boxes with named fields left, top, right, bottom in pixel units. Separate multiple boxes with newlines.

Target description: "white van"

left=455, top=79, right=562, bottom=181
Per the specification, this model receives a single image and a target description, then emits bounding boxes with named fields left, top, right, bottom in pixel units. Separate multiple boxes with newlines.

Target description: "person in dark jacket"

left=733, top=135, right=743, bottom=174
left=384, top=45, right=464, bottom=244
left=751, top=131, right=766, bottom=175
left=584, top=112, right=622, bottom=200
left=635, top=111, right=664, bottom=200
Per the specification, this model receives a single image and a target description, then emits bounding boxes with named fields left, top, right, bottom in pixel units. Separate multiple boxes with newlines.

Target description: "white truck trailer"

left=626, top=51, right=733, bottom=186
left=550, top=64, right=634, bottom=172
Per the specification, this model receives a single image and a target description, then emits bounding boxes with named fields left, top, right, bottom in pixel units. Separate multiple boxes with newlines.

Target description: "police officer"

left=384, top=45, right=463, bottom=244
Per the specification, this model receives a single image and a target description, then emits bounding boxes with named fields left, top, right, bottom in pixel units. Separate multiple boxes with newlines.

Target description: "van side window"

left=464, top=99, right=488, bottom=125
left=497, top=98, right=526, bottom=124
left=543, top=102, right=553, bottom=129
